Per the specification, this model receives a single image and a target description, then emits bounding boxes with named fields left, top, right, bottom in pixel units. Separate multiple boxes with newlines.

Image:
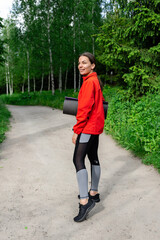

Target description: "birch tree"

left=0, top=18, right=4, bottom=65
left=0, top=0, right=104, bottom=93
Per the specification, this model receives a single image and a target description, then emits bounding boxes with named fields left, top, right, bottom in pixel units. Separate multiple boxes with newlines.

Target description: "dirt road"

left=0, top=105, right=160, bottom=240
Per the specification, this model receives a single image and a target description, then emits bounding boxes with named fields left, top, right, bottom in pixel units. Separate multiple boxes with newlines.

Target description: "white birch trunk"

left=6, top=30, right=12, bottom=95
left=7, top=62, right=12, bottom=95
left=6, top=45, right=13, bottom=95
left=22, top=84, right=24, bottom=93
left=40, top=73, right=44, bottom=92
left=58, top=13, right=63, bottom=93
left=27, top=50, right=30, bottom=93
left=11, top=74, right=13, bottom=95
left=5, top=70, right=8, bottom=95
left=48, top=73, right=50, bottom=91
left=47, top=0, right=55, bottom=95
left=8, top=76, right=12, bottom=95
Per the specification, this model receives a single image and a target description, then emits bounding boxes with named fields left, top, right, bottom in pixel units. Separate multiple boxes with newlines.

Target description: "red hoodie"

left=73, top=72, right=105, bottom=135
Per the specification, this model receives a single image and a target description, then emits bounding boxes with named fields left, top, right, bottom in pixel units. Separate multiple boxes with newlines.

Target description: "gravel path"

left=0, top=105, right=160, bottom=240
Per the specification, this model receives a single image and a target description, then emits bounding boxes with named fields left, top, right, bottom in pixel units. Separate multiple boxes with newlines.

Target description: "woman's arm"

left=73, top=80, right=95, bottom=135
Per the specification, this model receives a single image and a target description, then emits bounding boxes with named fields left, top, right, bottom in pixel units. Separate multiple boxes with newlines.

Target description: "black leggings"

left=73, top=134, right=100, bottom=172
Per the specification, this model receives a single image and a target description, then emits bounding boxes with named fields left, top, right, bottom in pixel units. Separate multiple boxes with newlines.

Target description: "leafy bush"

left=103, top=86, right=160, bottom=172
left=143, top=152, right=160, bottom=172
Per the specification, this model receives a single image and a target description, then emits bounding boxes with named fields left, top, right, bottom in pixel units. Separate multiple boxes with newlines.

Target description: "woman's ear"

left=91, top=63, right=95, bottom=70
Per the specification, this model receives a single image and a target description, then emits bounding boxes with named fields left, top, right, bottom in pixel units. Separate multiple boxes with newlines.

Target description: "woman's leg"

left=87, top=135, right=101, bottom=196
left=73, top=133, right=92, bottom=204
left=73, top=133, right=96, bottom=222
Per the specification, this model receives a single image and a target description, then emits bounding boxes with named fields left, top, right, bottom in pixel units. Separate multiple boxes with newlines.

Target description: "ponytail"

left=98, top=76, right=103, bottom=92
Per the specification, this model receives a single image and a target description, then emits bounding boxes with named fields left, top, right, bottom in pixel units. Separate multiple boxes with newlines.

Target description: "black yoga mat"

left=63, top=97, right=108, bottom=119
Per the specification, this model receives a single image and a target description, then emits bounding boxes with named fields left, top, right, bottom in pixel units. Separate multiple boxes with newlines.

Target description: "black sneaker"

left=78, top=192, right=100, bottom=203
left=89, top=193, right=100, bottom=203
left=74, top=199, right=95, bottom=222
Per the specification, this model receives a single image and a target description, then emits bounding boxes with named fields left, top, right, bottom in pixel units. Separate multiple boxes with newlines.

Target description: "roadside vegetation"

left=103, top=86, right=160, bottom=173
left=0, top=99, right=11, bottom=143
left=0, top=90, right=78, bottom=110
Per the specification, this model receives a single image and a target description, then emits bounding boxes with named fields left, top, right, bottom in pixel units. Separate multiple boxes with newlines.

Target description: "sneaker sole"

left=74, top=201, right=95, bottom=223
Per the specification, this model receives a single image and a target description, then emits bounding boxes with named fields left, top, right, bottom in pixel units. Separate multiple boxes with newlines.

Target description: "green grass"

left=0, top=99, right=11, bottom=143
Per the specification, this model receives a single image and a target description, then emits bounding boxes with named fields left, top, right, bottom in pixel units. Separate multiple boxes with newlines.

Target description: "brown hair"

left=79, top=52, right=103, bottom=91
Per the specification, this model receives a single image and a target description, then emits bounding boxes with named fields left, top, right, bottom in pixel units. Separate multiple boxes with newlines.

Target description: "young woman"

left=72, top=52, right=105, bottom=222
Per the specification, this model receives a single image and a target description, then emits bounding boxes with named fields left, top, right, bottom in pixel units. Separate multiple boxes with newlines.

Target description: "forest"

left=0, top=0, right=160, bottom=95
left=0, top=0, right=160, bottom=171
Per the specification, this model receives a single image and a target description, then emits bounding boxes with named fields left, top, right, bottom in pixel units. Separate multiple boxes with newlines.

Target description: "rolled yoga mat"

left=63, top=97, right=108, bottom=119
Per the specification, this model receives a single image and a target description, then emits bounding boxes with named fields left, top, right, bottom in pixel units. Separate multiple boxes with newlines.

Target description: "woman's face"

left=78, top=56, right=95, bottom=76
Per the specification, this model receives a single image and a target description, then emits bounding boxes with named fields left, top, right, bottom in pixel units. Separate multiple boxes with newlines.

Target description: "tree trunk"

left=78, top=72, right=81, bottom=90
left=8, top=75, right=13, bottom=95
left=65, top=68, right=68, bottom=90
left=22, top=84, right=24, bottom=93
left=59, top=13, right=63, bottom=93
left=5, top=70, right=8, bottom=95
left=48, top=73, right=50, bottom=90
left=40, top=73, right=44, bottom=92
left=11, top=74, right=14, bottom=94
left=27, top=50, right=30, bottom=93
left=59, top=65, right=62, bottom=93
left=22, top=70, right=25, bottom=93
left=33, top=77, right=36, bottom=92
left=92, top=5, right=95, bottom=55
left=47, top=0, right=55, bottom=95
left=74, top=59, right=76, bottom=92
left=6, top=45, right=13, bottom=95
left=7, top=61, right=12, bottom=95
left=73, top=5, right=76, bottom=92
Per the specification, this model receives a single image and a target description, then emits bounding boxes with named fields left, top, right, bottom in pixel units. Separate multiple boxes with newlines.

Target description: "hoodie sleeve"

left=73, top=80, right=95, bottom=135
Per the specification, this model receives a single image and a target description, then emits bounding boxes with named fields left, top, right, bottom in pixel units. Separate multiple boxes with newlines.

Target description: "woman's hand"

left=72, top=133, right=78, bottom=144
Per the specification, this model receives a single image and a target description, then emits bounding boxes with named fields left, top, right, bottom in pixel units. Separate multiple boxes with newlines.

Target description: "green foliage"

left=103, top=85, right=160, bottom=172
left=96, top=0, right=160, bottom=97
left=143, top=152, right=160, bottom=173
left=0, top=90, right=79, bottom=109
left=0, top=99, right=11, bottom=143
